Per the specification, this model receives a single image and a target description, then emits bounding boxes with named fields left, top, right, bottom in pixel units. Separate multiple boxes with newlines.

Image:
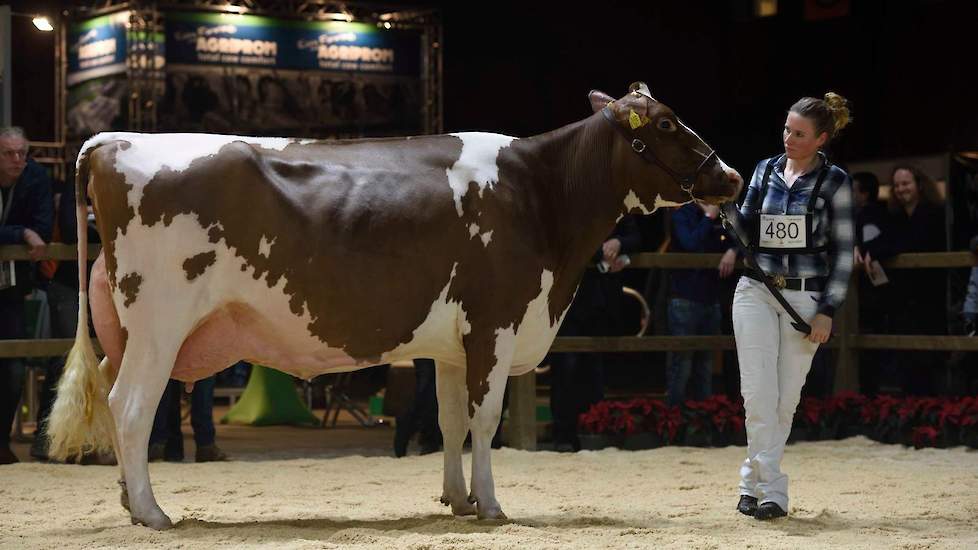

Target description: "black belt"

left=746, top=271, right=826, bottom=292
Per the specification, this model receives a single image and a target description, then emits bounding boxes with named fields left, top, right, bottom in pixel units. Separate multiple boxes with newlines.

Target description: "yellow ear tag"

left=629, top=110, right=645, bottom=130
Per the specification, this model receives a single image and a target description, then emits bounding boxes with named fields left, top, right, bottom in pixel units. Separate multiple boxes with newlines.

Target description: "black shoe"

left=737, top=495, right=758, bottom=516
left=195, top=444, right=229, bottom=463
left=30, top=435, right=49, bottom=461
left=754, top=502, right=787, bottom=520
left=78, top=449, right=117, bottom=466
left=553, top=442, right=576, bottom=453
left=393, top=422, right=410, bottom=458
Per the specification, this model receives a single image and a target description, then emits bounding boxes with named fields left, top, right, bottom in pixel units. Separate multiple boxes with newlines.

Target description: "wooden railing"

left=2, top=245, right=975, bottom=450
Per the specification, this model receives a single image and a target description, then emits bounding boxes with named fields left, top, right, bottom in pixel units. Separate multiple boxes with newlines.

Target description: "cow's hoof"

left=131, top=509, right=173, bottom=530
left=440, top=494, right=476, bottom=516
left=476, top=505, right=507, bottom=521
left=118, top=480, right=130, bottom=512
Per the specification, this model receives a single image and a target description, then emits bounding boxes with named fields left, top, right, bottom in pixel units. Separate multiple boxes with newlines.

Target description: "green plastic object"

left=220, top=365, right=320, bottom=427
left=368, top=394, right=384, bottom=416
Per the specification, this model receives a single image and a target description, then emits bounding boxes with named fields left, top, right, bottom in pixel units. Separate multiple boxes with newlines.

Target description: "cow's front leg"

left=435, top=362, right=476, bottom=516
left=465, top=326, right=516, bottom=520
left=107, top=339, right=178, bottom=530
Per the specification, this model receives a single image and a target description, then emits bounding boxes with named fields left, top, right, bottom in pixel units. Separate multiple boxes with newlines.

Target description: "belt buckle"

left=772, top=274, right=786, bottom=290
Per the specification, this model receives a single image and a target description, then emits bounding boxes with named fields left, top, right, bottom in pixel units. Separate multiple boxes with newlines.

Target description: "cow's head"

left=590, top=82, right=741, bottom=212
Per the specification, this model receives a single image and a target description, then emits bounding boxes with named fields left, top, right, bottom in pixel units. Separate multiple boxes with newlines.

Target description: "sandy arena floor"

left=2, top=423, right=977, bottom=550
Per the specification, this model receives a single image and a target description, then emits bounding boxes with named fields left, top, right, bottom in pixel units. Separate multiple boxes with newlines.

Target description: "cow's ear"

left=589, top=90, right=614, bottom=113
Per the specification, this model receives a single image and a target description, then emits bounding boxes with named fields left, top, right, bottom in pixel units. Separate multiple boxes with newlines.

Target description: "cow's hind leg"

left=435, top=362, right=476, bottom=516
left=107, top=337, right=181, bottom=529
left=465, top=327, right=515, bottom=520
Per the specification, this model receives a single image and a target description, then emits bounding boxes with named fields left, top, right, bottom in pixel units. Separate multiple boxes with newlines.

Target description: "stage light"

left=32, top=16, right=53, bottom=31
left=10, top=11, right=56, bottom=31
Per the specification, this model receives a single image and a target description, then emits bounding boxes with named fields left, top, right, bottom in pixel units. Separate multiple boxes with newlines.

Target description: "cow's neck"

left=524, top=111, right=628, bottom=277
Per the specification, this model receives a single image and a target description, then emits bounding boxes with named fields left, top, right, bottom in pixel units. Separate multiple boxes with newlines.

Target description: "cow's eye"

left=658, top=119, right=677, bottom=132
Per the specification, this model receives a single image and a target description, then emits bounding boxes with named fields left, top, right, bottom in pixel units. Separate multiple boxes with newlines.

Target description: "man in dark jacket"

left=666, top=202, right=736, bottom=406
left=0, top=127, right=53, bottom=464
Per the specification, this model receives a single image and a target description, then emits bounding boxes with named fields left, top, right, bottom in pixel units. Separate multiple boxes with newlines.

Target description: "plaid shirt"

left=728, top=153, right=854, bottom=317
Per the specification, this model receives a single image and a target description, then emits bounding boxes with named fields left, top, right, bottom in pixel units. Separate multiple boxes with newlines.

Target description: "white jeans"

left=732, top=276, right=821, bottom=510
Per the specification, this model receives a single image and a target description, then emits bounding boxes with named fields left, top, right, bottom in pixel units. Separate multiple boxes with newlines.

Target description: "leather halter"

left=601, top=106, right=717, bottom=198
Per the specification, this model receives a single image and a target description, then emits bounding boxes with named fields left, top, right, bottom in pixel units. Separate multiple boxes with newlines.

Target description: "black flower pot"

left=683, top=429, right=713, bottom=448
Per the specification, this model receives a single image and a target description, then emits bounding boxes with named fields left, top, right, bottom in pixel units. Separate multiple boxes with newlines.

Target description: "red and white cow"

left=48, top=83, right=742, bottom=529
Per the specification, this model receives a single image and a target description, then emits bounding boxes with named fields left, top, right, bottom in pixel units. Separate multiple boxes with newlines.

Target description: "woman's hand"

left=807, top=313, right=832, bottom=344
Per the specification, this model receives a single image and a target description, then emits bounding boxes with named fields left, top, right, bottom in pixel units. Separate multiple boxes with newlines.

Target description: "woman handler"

left=729, top=93, right=854, bottom=520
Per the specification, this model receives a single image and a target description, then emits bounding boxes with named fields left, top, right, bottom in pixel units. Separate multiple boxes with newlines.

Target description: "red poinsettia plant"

left=578, top=398, right=681, bottom=440
left=578, top=400, right=641, bottom=436
left=822, top=391, right=868, bottom=439
left=574, top=393, right=978, bottom=449
left=860, top=394, right=902, bottom=443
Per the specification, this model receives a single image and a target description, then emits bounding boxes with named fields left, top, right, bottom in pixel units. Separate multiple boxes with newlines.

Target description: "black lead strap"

left=721, top=203, right=814, bottom=336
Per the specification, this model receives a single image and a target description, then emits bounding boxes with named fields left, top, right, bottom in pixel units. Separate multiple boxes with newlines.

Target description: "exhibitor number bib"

left=759, top=213, right=809, bottom=250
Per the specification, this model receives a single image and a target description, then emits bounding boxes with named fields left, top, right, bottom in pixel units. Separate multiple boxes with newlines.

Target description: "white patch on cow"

left=480, top=230, right=493, bottom=247
left=445, top=133, right=517, bottom=217
left=258, top=235, right=275, bottom=258
left=654, top=193, right=691, bottom=210
left=468, top=223, right=479, bottom=238
left=623, top=189, right=651, bottom=214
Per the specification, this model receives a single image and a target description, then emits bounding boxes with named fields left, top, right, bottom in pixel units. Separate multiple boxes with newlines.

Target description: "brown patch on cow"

left=118, top=272, right=142, bottom=307
left=183, top=251, right=217, bottom=281
left=87, top=141, right=135, bottom=291
left=137, top=136, right=469, bottom=363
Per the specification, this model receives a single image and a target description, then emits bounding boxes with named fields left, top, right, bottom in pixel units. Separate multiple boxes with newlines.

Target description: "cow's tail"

left=47, top=144, right=116, bottom=461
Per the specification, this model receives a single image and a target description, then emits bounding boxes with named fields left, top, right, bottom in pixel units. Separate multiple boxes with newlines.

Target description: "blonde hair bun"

left=823, top=92, right=851, bottom=133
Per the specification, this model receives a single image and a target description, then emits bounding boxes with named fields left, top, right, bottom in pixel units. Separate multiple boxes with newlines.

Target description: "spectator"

left=393, top=358, right=442, bottom=457
left=863, top=165, right=946, bottom=394
left=666, top=202, right=736, bottom=406
left=149, top=377, right=228, bottom=463
left=30, top=177, right=80, bottom=460
left=549, top=215, right=641, bottom=452
left=0, top=127, right=52, bottom=465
